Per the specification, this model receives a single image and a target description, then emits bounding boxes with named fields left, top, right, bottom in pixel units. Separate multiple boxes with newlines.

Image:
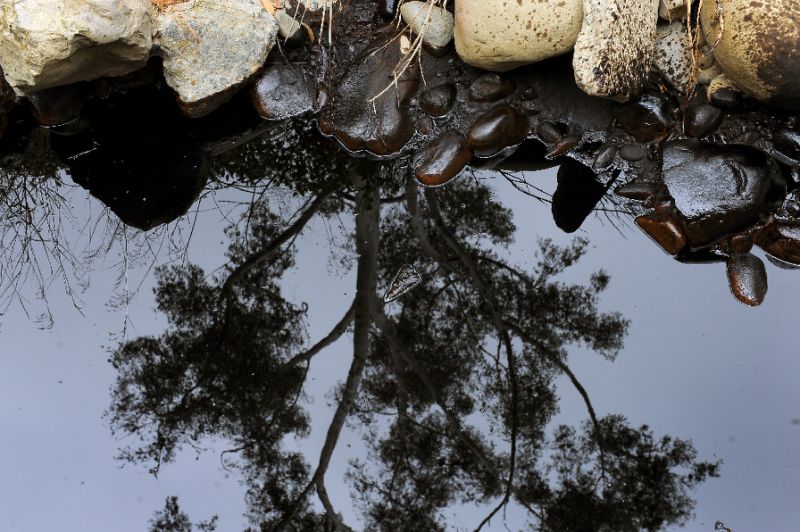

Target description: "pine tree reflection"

left=107, top=121, right=719, bottom=531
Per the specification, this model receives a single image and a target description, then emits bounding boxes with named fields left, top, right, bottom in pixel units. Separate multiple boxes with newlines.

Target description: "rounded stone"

left=701, top=0, right=800, bottom=109
left=413, top=131, right=472, bottom=187
left=454, top=0, right=583, bottom=72
left=468, top=73, right=515, bottom=103
left=419, top=84, right=456, bottom=116
left=467, top=106, right=530, bottom=158
left=684, top=103, right=723, bottom=138
left=726, top=252, right=768, bottom=306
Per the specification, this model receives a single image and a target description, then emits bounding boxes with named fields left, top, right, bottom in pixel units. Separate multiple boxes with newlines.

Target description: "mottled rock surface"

left=152, top=0, right=278, bottom=117
left=0, top=0, right=152, bottom=95
left=701, top=0, right=800, bottom=109
left=655, top=21, right=694, bottom=92
left=573, top=0, right=660, bottom=100
left=454, top=0, right=583, bottom=72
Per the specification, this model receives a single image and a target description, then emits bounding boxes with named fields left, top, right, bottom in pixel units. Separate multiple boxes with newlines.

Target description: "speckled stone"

left=655, top=21, right=694, bottom=93
left=573, top=0, right=660, bottom=100
left=454, top=0, right=583, bottom=72
left=153, top=0, right=278, bottom=118
left=701, top=0, right=800, bottom=109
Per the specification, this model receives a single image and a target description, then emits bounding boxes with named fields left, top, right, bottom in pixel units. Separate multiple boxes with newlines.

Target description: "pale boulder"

left=0, top=0, right=152, bottom=95
left=454, top=0, right=583, bottom=72
left=701, top=0, right=800, bottom=109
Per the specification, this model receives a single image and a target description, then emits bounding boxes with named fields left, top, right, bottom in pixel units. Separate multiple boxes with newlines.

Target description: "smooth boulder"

left=152, top=0, right=278, bottom=118
left=701, top=0, right=800, bottom=109
left=0, top=0, right=152, bottom=95
left=454, top=0, right=583, bottom=72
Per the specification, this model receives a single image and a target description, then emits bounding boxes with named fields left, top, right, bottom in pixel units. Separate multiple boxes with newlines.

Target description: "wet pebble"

left=614, top=92, right=674, bottom=143
left=635, top=211, right=688, bottom=255
left=726, top=252, right=768, bottom=306
left=251, top=65, right=313, bottom=120
left=619, top=144, right=645, bottom=161
left=536, top=121, right=563, bottom=143
left=709, top=87, right=741, bottom=109
left=413, top=131, right=472, bottom=187
left=684, top=103, right=723, bottom=138
left=419, top=84, right=456, bottom=117
left=592, top=144, right=617, bottom=170
left=545, top=135, right=581, bottom=159
left=755, top=222, right=800, bottom=265
left=469, top=73, right=516, bottom=103
left=467, top=105, right=529, bottom=158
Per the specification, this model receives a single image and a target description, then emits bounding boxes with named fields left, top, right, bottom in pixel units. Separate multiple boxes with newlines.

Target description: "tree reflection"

left=107, top=122, right=718, bottom=531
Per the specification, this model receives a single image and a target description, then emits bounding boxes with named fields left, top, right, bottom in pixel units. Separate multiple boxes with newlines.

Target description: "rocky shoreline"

left=2, top=0, right=800, bottom=306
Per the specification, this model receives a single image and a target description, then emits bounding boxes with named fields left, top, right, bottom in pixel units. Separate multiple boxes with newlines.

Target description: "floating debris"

left=715, top=521, right=732, bottom=531
left=383, top=265, right=422, bottom=302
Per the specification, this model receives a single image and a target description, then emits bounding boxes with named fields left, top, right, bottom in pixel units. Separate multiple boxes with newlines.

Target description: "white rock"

left=400, top=1, right=454, bottom=49
left=454, top=0, right=583, bottom=72
left=701, top=0, right=800, bottom=109
left=152, top=0, right=278, bottom=118
left=0, top=0, right=152, bottom=95
left=654, top=22, right=694, bottom=92
left=573, top=0, right=660, bottom=100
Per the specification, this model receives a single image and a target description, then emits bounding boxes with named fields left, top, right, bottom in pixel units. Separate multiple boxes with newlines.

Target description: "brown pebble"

left=684, top=104, right=723, bottom=138
left=419, top=84, right=457, bottom=117
left=726, top=252, right=768, bottom=306
left=635, top=212, right=687, bottom=255
left=592, top=145, right=617, bottom=170
left=537, top=121, right=563, bottom=143
left=467, top=106, right=530, bottom=158
left=413, top=131, right=473, bottom=187
left=545, top=135, right=581, bottom=159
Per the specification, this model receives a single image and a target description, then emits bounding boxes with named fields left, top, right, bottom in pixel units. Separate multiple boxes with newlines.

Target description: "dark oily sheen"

left=662, top=140, right=778, bottom=247
left=468, top=73, right=516, bottom=102
left=467, top=105, right=529, bottom=158
left=614, top=92, right=674, bottom=143
left=755, top=221, right=800, bottom=265
left=726, top=252, right=768, bottom=306
left=635, top=211, right=688, bottom=256
left=251, top=64, right=314, bottom=120
left=419, top=84, right=457, bottom=117
left=319, top=34, right=420, bottom=157
left=413, top=131, right=472, bottom=187
left=773, top=128, right=800, bottom=161
left=684, top=103, right=723, bottom=138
